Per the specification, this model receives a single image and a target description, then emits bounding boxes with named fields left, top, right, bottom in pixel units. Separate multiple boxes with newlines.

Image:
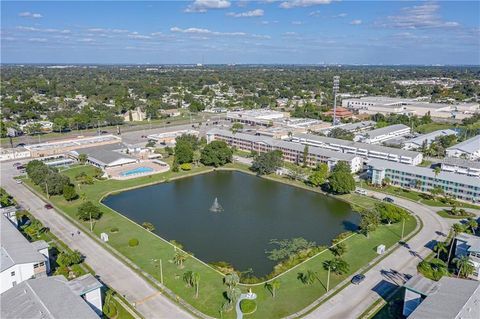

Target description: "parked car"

left=351, top=274, right=366, bottom=285
left=13, top=162, right=22, bottom=167
left=44, top=204, right=53, bottom=209
left=355, top=188, right=367, bottom=195
left=16, top=165, right=25, bottom=170
left=383, top=197, right=394, bottom=203
left=16, top=180, right=22, bottom=184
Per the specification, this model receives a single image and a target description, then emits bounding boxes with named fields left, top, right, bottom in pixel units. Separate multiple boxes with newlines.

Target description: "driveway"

left=302, top=190, right=451, bottom=319
left=1, top=164, right=194, bottom=319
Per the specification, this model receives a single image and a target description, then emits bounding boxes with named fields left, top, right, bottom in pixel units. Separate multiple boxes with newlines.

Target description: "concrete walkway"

left=235, top=293, right=257, bottom=319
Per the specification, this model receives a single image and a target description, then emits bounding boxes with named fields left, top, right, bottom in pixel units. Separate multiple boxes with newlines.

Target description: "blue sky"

left=1, top=1, right=479, bottom=64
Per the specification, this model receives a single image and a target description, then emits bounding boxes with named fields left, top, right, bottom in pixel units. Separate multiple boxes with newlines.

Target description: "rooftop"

left=292, top=133, right=422, bottom=159
left=405, top=129, right=458, bottom=146
left=334, top=121, right=376, bottom=132
left=447, top=135, right=480, bottom=154
left=368, top=158, right=480, bottom=187
left=456, top=233, right=480, bottom=253
left=69, top=143, right=136, bottom=167
left=0, top=276, right=100, bottom=319
left=441, top=157, right=480, bottom=170
left=408, top=276, right=480, bottom=319
left=1, top=214, right=46, bottom=272
left=362, top=124, right=410, bottom=139
left=25, top=135, right=121, bottom=152
left=404, top=274, right=438, bottom=296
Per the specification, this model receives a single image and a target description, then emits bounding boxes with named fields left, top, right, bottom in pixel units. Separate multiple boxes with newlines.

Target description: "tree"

left=192, top=272, right=200, bottom=298
left=297, top=270, right=317, bottom=285
left=433, top=242, right=448, bottom=259
left=330, top=242, right=347, bottom=257
left=328, top=128, right=354, bottom=141
left=467, top=218, right=478, bottom=234
left=308, top=163, right=329, bottom=187
left=302, top=145, right=309, bottom=167
left=433, top=166, right=441, bottom=178
left=251, top=150, right=283, bottom=175
left=359, top=210, right=381, bottom=238
left=44, top=173, right=71, bottom=195
left=447, top=223, right=465, bottom=263
left=57, top=250, right=82, bottom=267
left=453, top=255, right=475, bottom=278
left=200, top=141, right=233, bottom=167
left=173, top=251, right=188, bottom=269
left=323, top=258, right=349, bottom=291
left=328, top=161, right=355, bottom=194
left=174, top=142, right=194, bottom=164
left=264, top=280, right=280, bottom=298
left=226, top=287, right=241, bottom=305
left=231, top=123, right=243, bottom=134
left=76, top=201, right=102, bottom=221
left=224, top=272, right=240, bottom=289
left=376, top=203, right=407, bottom=225
left=78, top=153, right=88, bottom=165
left=382, top=177, right=391, bottom=187
left=63, top=184, right=78, bottom=201
left=142, top=222, right=155, bottom=232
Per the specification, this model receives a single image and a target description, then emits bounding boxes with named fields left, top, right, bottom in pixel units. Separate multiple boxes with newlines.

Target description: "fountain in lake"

left=210, top=197, right=223, bottom=212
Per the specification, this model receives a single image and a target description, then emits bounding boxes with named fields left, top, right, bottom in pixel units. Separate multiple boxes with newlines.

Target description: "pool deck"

left=106, top=160, right=170, bottom=180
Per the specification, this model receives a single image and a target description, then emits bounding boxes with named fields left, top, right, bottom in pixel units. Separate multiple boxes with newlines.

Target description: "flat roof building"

left=403, top=129, right=458, bottom=150
left=291, top=133, right=423, bottom=165
left=226, top=109, right=287, bottom=126
left=367, top=158, right=480, bottom=202
left=403, top=275, right=480, bottom=318
left=446, top=135, right=480, bottom=160
left=441, top=157, right=480, bottom=178
left=0, top=274, right=103, bottom=318
left=206, top=129, right=363, bottom=173
left=147, top=130, right=199, bottom=144
left=68, top=143, right=137, bottom=169
left=355, top=124, right=411, bottom=144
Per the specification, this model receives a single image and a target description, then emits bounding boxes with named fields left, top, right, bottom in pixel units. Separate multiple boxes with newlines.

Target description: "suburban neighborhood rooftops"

left=0, top=214, right=45, bottom=272
left=292, top=133, right=422, bottom=159
left=367, top=158, right=480, bottom=187
left=456, top=233, right=480, bottom=253
left=404, top=274, right=438, bottom=296
left=0, top=276, right=99, bottom=319
left=441, top=156, right=480, bottom=169
left=447, top=135, right=480, bottom=153
left=408, top=276, right=480, bottom=319
left=362, top=124, right=409, bottom=139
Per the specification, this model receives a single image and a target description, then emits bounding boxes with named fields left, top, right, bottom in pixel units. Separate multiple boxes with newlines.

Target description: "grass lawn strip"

left=24, top=164, right=417, bottom=319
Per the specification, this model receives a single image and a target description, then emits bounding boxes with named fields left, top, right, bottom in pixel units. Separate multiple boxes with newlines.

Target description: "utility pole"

left=326, top=266, right=331, bottom=292
left=89, top=210, right=93, bottom=232
left=152, top=258, right=164, bottom=284
left=45, top=181, right=50, bottom=199
left=333, top=76, right=340, bottom=126
left=401, top=217, right=405, bottom=241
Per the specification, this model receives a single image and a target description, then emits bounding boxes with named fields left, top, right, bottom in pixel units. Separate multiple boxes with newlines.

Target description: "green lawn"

left=415, top=122, right=455, bottom=134
left=362, top=184, right=480, bottom=210
left=25, top=165, right=417, bottom=319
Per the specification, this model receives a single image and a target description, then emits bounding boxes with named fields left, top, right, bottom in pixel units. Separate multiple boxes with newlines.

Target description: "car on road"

left=351, top=274, right=365, bottom=285
left=13, top=162, right=22, bottom=167
left=383, top=197, right=394, bottom=203
left=16, top=165, right=25, bottom=170
left=16, top=180, right=22, bottom=184
left=355, top=188, right=367, bottom=195
left=44, top=204, right=53, bottom=209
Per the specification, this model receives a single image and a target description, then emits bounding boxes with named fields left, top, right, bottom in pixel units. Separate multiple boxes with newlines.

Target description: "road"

left=1, top=164, right=194, bottom=319
left=303, top=190, right=453, bottom=319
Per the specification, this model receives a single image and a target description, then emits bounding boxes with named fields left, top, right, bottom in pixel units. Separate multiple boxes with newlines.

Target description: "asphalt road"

left=302, top=190, right=453, bottom=319
left=1, top=164, right=194, bottom=319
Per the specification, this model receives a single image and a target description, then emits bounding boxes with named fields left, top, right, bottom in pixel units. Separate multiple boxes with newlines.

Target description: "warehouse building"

left=291, top=133, right=423, bottom=165
left=206, top=129, right=362, bottom=172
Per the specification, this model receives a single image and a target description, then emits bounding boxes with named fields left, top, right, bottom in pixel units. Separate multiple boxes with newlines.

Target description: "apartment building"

left=1, top=214, right=50, bottom=294
left=206, top=129, right=362, bottom=172
left=291, top=133, right=423, bottom=165
left=446, top=135, right=480, bottom=160
left=403, top=129, right=458, bottom=150
left=441, top=157, right=480, bottom=178
left=355, top=124, right=411, bottom=144
left=454, top=233, right=480, bottom=280
left=367, top=159, right=480, bottom=202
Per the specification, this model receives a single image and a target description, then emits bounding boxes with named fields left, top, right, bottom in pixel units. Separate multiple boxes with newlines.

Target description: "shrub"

left=77, top=201, right=102, bottom=221
left=128, top=238, right=139, bottom=247
left=110, top=227, right=119, bottom=233
left=142, top=222, right=155, bottom=232
left=180, top=163, right=192, bottom=171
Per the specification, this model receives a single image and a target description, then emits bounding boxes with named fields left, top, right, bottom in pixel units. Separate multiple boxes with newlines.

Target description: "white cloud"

left=283, top=32, right=298, bottom=36
left=350, top=19, right=362, bottom=25
left=260, top=20, right=279, bottom=25
left=17, top=26, right=70, bottom=33
left=78, top=38, right=95, bottom=43
left=381, top=2, right=460, bottom=29
left=333, top=13, right=347, bottom=18
left=170, top=26, right=270, bottom=39
left=309, top=10, right=321, bottom=17
left=279, top=0, right=335, bottom=9
left=292, top=21, right=304, bottom=25
left=227, top=9, right=264, bottom=18
left=28, top=38, right=47, bottom=42
left=19, top=12, right=43, bottom=18
left=128, top=33, right=152, bottom=40
left=185, top=0, right=231, bottom=13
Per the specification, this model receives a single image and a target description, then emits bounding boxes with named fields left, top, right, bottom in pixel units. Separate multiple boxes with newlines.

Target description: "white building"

left=403, top=275, right=480, bottom=318
left=355, top=124, right=411, bottom=144
left=1, top=214, right=50, bottom=294
left=123, top=107, right=146, bottom=122
left=0, top=274, right=103, bottom=318
left=68, top=143, right=138, bottom=170
left=291, top=133, right=423, bottom=166
left=226, top=109, right=287, bottom=126
left=147, top=129, right=199, bottom=144
left=441, top=157, right=480, bottom=178
left=446, top=135, right=480, bottom=160
left=206, top=129, right=362, bottom=173
left=342, top=96, right=479, bottom=120
left=454, top=233, right=480, bottom=280
left=403, top=129, right=458, bottom=150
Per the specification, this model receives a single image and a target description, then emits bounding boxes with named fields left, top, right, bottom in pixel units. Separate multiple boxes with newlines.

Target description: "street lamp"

left=332, top=76, right=340, bottom=126
left=151, top=258, right=164, bottom=285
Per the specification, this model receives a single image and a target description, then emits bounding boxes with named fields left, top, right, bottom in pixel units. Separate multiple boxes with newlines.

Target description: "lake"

left=102, top=170, right=359, bottom=276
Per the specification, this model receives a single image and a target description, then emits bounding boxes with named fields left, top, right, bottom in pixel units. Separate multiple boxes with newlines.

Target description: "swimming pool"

left=120, top=167, right=154, bottom=177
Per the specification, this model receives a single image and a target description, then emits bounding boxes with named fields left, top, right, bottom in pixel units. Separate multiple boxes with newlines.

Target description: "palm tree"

left=183, top=271, right=194, bottom=287
left=433, top=166, right=441, bottom=178
left=78, top=153, right=88, bottom=165
left=467, top=218, right=478, bottom=234
left=173, top=251, right=188, bottom=269
left=297, top=270, right=317, bottom=285
left=322, top=259, right=336, bottom=292
left=224, top=272, right=239, bottom=289
left=265, top=280, right=280, bottom=298
left=192, top=272, right=200, bottom=298
left=447, top=223, right=464, bottom=263
left=433, top=242, right=447, bottom=259
left=453, top=255, right=475, bottom=278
